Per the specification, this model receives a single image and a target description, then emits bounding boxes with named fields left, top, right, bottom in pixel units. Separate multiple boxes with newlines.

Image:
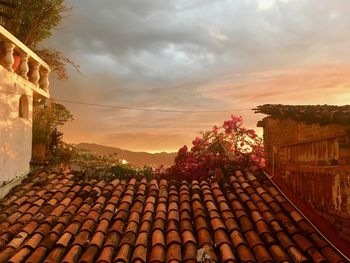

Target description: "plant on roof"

left=159, top=115, right=264, bottom=181
left=33, top=100, right=73, bottom=145
left=32, top=100, right=73, bottom=163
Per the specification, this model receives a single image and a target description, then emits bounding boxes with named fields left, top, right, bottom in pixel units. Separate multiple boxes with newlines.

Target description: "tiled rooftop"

left=254, top=104, right=350, bottom=125
left=0, top=170, right=347, bottom=263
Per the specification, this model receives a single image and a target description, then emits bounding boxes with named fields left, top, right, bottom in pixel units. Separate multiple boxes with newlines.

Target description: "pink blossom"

left=192, top=137, right=203, bottom=147
left=231, top=115, right=243, bottom=124
left=246, top=129, right=257, bottom=139
left=159, top=115, right=264, bottom=181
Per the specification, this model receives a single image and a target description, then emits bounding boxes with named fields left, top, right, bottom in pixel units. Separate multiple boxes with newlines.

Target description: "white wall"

left=0, top=67, right=33, bottom=183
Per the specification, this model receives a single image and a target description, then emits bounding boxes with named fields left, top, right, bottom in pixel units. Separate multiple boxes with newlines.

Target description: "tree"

left=4, top=0, right=68, bottom=47
left=32, top=100, right=73, bottom=159
left=0, top=1, right=16, bottom=21
left=35, top=47, right=79, bottom=80
left=1, top=0, right=79, bottom=79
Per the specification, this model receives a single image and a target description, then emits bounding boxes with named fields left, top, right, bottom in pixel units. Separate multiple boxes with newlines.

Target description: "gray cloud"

left=45, top=0, right=350, bottom=152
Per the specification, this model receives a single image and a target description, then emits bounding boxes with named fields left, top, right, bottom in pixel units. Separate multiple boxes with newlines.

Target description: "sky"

left=45, top=0, right=350, bottom=153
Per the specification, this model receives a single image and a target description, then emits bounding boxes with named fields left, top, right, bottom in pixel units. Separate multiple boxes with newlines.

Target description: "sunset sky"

left=45, top=0, right=350, bottom=153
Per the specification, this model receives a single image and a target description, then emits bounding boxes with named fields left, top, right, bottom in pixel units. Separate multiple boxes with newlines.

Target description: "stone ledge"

left=0, top=172, right=27, bottom=199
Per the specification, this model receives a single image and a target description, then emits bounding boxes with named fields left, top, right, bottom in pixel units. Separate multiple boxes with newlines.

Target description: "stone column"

left=40, top=68, right=50, bottom=91
left=30, top=61, right=40, bottom=86
left=4, top=42, right=15, bottom=73
left=19, top=53, right=29, bottom=79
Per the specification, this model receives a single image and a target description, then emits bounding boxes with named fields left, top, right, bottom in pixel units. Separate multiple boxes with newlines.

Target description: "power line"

left=0, top=89, right=252, bottom=114
left=57, top=98, right=251, bottom=113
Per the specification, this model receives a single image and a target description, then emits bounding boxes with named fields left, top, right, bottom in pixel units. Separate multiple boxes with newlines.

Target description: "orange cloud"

left=59, top=64, right=350, bottom=152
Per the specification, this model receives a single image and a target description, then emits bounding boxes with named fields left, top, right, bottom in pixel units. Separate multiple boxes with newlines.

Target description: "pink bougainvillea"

left=159, top=115, right=264, bottom=181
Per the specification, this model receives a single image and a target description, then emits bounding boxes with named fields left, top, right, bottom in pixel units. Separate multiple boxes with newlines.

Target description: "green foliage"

left=4, top=0, right=69, bottom=48
left=71, top=150, right=153, bottom=182
left=1, top=0, right=79, bottom=79
left=50, top=142, right=77, bottom=164
left=109, top=165, right=153, bottom=182
left=32, top=100, right=73, bottom=145
left=36, top=48, right=80, bottom=80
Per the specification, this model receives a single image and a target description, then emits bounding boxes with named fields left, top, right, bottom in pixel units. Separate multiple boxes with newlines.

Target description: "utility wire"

left=0, top=89, right=252, bottom=114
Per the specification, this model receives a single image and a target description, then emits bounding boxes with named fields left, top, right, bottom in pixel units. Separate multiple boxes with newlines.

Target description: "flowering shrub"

left=159, top=115, right=264, bottom=181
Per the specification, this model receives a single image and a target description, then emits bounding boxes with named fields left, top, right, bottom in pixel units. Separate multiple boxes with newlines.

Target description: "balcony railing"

left=0, top=25, right=50, bottom=97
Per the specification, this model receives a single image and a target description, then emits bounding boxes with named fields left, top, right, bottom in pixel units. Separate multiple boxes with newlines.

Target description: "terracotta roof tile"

left=139, top=220, right=152, bottom=233
left=321, top=246, right=346, bottom=262
left=131, top=245, right=147, bottom=262
left=182, top=230, right=196, bottom=245
left=46, top=246, right=67, bottom=262
left=237, top=244, right=256, bottom=262
left=22, top=220, right=38, bottom=235
left=210, top=217, right=226, bottom=231
left=120, top=231, right=137, bottom=247
left=26, top=246, right=48, bottom=262
left=23, top=232, right=43, bottom=249
left=166, top=243, right=182, bottom=262
left=167, top=230, right=181, bottom=245
left=89, top=231, right=105, bottom=249
left=180, top=205, right=192, bottom=219
left=7, top=231, right=28, bottom=249
left=253, top=244, right=273, bottom=262
left=182, top=242, right=197, bottom=262
left=0, top=170, right=347, bottom=263
left=269, top=244, right=290, bottom=262
left=239, top=215, right=255, bottom=232
left=72, top=230, right=92, bottom=247
left=79, top=245, right=99, bottom=263
left=276, top=231, right=295, bottom=249
left=149, top=244, right=166, bottom=262
left=269, top=201, right=284, bottom=213
left=245, top=229, right=264, bottom=248
left=40, top=232, right=59, bottom=250
left=80, top=219, right=96, bottom=233
left=309, top=233, right=329, bottom=249
left=306, top=247, right=327, bottom=262
left=256, top=104, right=350, bottom=125
left=63, top=244, right=83, bottom=262
left=8, top=246, right=31, bottom=262
left=292, top=233, right=314, bottom=252
left=298, top=219, right=318, bottom=235
left=230, top=229, right=246, bottom=247
left=269, top=220, right=284, bottom=234
left=103, top=231, right=120, bottom=247
left=114, top=243, right=133, bottom=262
left=287, top=246, right=309, bottom=262
left=57, top=232, right=74, bottom=247
left=264, top=234, right=279, bottom=248
left=167, top=220, right=177, bottom=232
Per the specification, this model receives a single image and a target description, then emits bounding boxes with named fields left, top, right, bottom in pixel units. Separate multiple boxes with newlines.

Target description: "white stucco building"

left=0, top=26, right=50, bottom=187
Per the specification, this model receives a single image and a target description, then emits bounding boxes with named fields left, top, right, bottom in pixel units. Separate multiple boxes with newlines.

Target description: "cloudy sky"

left=45, top=0, right=350, bottom=152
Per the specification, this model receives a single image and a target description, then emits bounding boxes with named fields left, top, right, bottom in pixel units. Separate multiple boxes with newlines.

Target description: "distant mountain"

left=76, top=143, right=176, bottom=168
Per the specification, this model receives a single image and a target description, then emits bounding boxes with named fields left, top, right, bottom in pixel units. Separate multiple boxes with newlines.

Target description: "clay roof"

left=0, top=170, right=347, bottom=263
left=254, top=104, right=350, bottom=126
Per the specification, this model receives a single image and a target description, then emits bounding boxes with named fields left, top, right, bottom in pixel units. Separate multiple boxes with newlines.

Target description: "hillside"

left=76, top=143, right=176, bottom=167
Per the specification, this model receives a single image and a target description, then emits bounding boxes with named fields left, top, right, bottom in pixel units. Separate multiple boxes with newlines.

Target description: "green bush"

left=71, top=150, right=153, bottom=182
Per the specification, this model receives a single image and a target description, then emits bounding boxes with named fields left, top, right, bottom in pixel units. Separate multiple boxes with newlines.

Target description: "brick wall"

left=261, top=116, right=350, bottom=241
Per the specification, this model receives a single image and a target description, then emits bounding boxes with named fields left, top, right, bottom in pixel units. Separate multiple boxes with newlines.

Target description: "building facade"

left=0, top=26, right=50, bottom=185
left=256, top=104, right=350, bottom=241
